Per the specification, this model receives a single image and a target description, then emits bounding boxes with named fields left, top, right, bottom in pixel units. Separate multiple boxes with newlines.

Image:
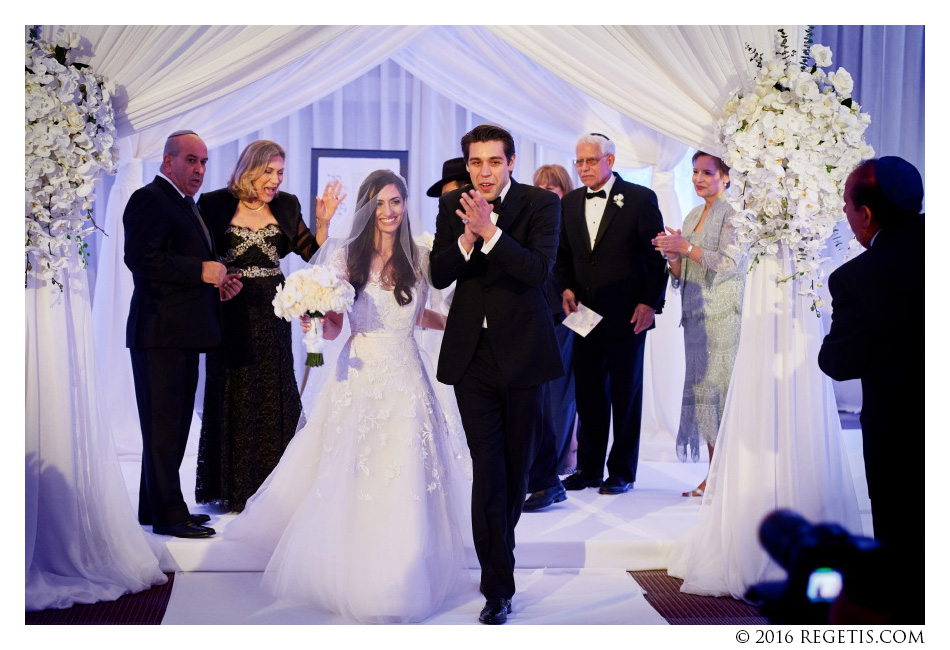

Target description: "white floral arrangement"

left=718, top=28, right=874, bottom=313
left=273, top=264, right=356, bottom=366
left=25, top=26, right=118, bottom=289
left=613, top=193, right=624, bottom=208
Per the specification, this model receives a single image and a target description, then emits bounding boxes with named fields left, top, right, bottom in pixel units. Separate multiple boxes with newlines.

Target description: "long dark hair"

left=346, top=170, right=417, bottom=306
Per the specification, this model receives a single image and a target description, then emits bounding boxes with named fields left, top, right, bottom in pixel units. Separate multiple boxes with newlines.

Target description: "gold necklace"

left=241, top=200, right=266, bottom=212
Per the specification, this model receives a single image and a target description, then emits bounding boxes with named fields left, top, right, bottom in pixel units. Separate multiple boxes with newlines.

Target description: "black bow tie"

left=490, top=198, right=502, bottom=214
left=586, top=190, right=607, bottom=200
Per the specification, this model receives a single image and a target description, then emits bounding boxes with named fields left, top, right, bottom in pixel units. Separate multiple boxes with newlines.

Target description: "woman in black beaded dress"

left=196, top=140, right=343, bottom=511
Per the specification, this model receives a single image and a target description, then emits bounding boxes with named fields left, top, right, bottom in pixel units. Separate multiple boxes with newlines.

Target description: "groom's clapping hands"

left=456, top=189, right=498, bottom=244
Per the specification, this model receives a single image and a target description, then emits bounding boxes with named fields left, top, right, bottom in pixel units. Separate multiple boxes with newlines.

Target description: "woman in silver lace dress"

left=196, top=140, right=343, bottom=512
left=653, top=152, right=746, bottom=497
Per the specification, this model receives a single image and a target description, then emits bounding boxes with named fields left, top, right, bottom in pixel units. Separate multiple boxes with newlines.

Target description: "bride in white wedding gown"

left=226, top=170, right=472, bottom=623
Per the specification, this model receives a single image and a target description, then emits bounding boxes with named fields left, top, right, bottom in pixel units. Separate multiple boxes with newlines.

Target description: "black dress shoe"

left=599, top=476, right=632, bottom=495
left=152, top=521, right=216, bottom=538
left=142, top=513, right=211, bottom=526
left=562, top=471, right=603, bottom=490
left=524, top=482, right=567, bottom=511
left=479, top=598, right=511, bottom=624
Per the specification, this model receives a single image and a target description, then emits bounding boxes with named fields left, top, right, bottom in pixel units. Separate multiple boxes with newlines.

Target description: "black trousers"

left=573, top=324, right=647, bottom=484
left=454, top=332, right=543, bottom=600
left=130, top=347, right=200, bottom=527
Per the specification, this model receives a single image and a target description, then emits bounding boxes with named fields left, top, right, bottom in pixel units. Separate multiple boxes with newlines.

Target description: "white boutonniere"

left=613, top=194, right=625, bottom=208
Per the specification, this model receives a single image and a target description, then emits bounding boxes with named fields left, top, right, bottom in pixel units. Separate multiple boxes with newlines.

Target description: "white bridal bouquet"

left=273, top=265, right=356, bottom=366
left=718, top=29, right=873, bottom=313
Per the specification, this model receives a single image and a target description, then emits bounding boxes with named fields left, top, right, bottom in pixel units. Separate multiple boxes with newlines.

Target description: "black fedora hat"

left=426, top=157, right=469, bottom=197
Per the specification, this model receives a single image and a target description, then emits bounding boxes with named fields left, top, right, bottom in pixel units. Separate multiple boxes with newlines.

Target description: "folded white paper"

left=562, top=304, right=602, bottom=337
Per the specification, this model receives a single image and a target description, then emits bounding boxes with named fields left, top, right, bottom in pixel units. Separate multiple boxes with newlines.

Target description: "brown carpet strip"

left=630, top=570, right=769, bottom=625
left=25, top=573, right=175, bottom=625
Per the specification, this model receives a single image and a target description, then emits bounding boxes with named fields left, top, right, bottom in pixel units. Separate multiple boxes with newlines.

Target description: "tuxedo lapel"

left=591, top=177, right=623, bottom=252
left=495, top=178, right=524, bottom=233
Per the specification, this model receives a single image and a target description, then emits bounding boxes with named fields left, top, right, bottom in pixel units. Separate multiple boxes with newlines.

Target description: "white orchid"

left=720, top=34, right=873, bottom=313
left=25, top=28, right=118, bottom=288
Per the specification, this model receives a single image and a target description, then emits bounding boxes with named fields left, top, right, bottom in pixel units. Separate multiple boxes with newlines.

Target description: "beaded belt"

left=229, top=266, right=283, bottom=278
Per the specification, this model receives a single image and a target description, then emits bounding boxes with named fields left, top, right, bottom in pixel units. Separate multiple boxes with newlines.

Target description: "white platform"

left=117, top=423, right=871, bottom=625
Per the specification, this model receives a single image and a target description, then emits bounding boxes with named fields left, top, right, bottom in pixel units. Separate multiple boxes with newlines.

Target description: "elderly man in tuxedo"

left=555, top=133, right=667, bottom=495
left=124, top=130, right=242, bottom=538
left=431, top=124, right=562, bottom=624
left=819, top=156, right=925, bottom=552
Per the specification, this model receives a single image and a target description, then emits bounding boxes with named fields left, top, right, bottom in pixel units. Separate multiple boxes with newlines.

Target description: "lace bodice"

left=328, top=247, right=427, bottom=337
left=220, top=223, right=284, bottom=278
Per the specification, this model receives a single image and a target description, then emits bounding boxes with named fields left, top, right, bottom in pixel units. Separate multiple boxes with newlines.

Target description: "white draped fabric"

left=488, top=26, right=804, bottom=152
left=26, top=272, right=166, bottom=611
left=77, top=23, right=773, bottom=461
left=89, top=143, right=142, bottom=456
left=667, top=245, right=863, bottom=598
left=71, top=26, right=353, bottom=136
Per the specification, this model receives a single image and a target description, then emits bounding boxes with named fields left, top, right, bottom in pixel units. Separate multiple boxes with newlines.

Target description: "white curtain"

left=488, top=25, right=804, bottom=152
left=54, top=26, right=351, bottom=135
left=90, top=59, right=696, bottom=460
left=26, top=271, right=166, bottom=610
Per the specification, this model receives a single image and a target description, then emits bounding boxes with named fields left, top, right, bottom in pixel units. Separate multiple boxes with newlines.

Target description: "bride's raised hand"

left=315, top=180, right=346, bottom=225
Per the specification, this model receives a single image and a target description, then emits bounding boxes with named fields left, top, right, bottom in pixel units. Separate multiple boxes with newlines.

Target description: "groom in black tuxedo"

left=431, top=124, right=562, bottom=624
left=555, top=133, right=667, bottom=495
left=124, top=130, right=242, bottom=538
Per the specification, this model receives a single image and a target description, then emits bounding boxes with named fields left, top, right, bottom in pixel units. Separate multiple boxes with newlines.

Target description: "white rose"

left=64, top=105, right=86, bottom=130
left=793, top=77, right=820, bottom=102
left=737, top=95, right=760, bottom=121
left=827, top=68, right=854, bottom=97
left=810, top=44, right=833, bottom=67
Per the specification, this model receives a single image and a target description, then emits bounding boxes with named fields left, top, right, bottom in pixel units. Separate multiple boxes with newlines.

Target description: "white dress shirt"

left=585, top=174, right=616, bottom=248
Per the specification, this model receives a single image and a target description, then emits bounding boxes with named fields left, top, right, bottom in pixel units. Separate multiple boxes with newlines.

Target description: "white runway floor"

left=118, top=420, right=871, bottom=625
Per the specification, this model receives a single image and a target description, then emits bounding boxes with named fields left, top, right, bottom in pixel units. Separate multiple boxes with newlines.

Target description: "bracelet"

left=685, top=243, right=694, bottom=258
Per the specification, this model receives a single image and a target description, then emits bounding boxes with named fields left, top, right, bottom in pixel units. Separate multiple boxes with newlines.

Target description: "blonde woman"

left=195, top=140, right=343, bottom=512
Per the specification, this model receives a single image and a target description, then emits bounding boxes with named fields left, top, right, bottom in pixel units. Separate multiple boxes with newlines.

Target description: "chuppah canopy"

left=39, top=25, right=800, bottom=160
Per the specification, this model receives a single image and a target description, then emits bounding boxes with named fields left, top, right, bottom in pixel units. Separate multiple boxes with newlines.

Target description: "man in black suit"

left=555, top=133, right=667, bottom=495
left=818, top=156, right=924, bottom=555
left=124, top=130, right=242, bottom=538
left=431, top=124, right=562, bottom=624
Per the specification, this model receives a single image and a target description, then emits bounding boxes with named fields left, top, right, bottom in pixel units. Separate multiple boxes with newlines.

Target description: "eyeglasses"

left=573, top=157, right=605, bottom=168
